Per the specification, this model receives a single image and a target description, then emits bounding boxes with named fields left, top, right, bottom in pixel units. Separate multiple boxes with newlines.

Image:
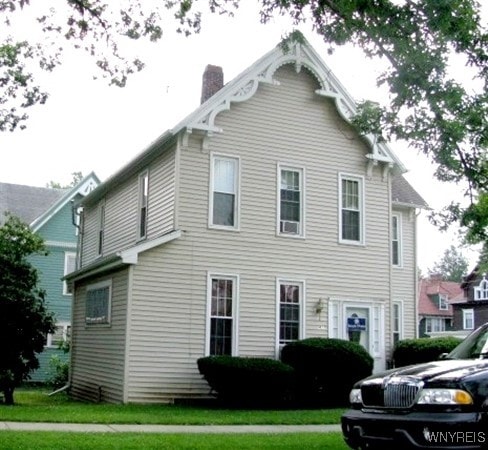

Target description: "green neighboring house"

left=0, top=173, right=99, bottom=382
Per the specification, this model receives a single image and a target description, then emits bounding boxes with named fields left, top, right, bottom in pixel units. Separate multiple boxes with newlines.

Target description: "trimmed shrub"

left=197, top=356, right=294, bottom=407
left=281, top=338, right=373, bottom=407
left=393, top=336, right=462, bottom=367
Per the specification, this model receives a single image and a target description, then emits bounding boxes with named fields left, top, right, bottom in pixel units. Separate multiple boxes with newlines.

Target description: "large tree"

left=428, top=244, right=469, bottom=282
left=2, top=1, right=487, bottom=242
left=0, top=214, right=55, bottom=405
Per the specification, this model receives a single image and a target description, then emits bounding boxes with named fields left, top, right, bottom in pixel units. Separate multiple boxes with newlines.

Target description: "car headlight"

left=416, top=388, right=473, bottom=405
left=349, top=388, right=362, bottom=404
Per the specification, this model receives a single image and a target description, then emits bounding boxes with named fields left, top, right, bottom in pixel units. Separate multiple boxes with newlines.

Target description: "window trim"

left=63, top=251, right=77, bottom=295
left=439, top=294, right=449, bottom=310
left=392, top=301, right=403, bottom=346
left=137, top=170, right=149, bottom=240
left=85, top=279, right=112, bottom=326
left=425, top=317, right=447, bottom=333
left=338, top=173, right=365, bottom=245
left=208, top=153, right=240, bottom=231
left=462, top=308, right=474, bottom=330
left=391, top=213, right=403, bottom=267
left=205, top=273, right=239, bottom=356
left=275, top=278, right=306, bottom=356
left=97, top=200, right=105, bottom=256
left=46, top=322, right=71, bottom=348
left=474, top=275, right=488, bottom=300
left=276, top=164, right=305, bottom=238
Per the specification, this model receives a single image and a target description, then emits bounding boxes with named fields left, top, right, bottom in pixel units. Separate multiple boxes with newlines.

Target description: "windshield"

left=447, top=324, right=488, bottom=359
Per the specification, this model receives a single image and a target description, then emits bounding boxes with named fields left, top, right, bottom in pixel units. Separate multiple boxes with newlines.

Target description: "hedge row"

left=197, top=338, right=373, bottom=408
left=393, top=336, right=462, bottom=367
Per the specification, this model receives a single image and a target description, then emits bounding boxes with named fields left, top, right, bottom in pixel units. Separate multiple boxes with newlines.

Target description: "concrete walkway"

left=0, top=422, right=341, bottom=434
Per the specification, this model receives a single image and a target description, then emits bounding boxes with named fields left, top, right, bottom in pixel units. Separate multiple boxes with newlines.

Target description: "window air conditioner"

left=281, top=220, right=299, bottom=234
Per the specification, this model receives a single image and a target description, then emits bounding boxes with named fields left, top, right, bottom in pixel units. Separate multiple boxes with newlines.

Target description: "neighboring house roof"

left=461, top=264, right=481, bottom=290
left=0, top=183, right=66, bottom=225
left=0, top=172, right=100, bottom=228
left=83, top=37, right=415, bottom=208
left=30, top=172, right=100, bottom=232
left=418, top=276, right=465, bottom=317
left=391, top=175, right=428, bottom=209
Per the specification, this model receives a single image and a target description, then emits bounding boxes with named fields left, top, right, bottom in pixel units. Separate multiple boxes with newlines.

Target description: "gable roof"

left=391, top=175, right=428, bottom=209
left=83, top=37, right=415, bottom=207
left=0, top=172, right=100, bottom=229
left=0, top=183, right=66, bottom=225
left=418, top=276, right=466, bottom=317
left=30, top=172, right=100, bottom=231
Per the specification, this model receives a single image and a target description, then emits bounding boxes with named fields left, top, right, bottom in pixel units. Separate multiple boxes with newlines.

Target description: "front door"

left=345, top=307, right=370, bottom=351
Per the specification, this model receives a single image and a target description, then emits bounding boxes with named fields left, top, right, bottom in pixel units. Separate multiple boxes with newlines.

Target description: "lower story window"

left=463, top=309, right=474, bottom=330
left=208, top=275, right=238, bottom=356
left=425, top=317, right=447, bottom=333
left=392, top=302, right=403, bottom=347
left=278, top=280, right=304, bottom=348
left=86, top=280, right=112, bottom=325
left=46, top=323, right=71, bottom=348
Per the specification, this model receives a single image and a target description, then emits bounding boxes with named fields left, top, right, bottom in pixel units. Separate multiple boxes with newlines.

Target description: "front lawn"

left=0, top=431, right=350, bottom=449
left=0, top=387, right=345, bottom=425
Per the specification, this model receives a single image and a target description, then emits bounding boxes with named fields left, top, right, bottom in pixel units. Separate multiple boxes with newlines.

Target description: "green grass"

left=0, top=431, right=350, bottom=449
left=0, top=387, right=345, bottom=425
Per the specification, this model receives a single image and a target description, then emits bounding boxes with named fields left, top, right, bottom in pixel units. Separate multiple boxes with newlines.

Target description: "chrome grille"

left=361, top=376, right=423, bottom=409
left=384, top=381, right=420, bottom=408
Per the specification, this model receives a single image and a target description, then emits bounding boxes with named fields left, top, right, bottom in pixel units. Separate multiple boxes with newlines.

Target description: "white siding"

left=70, top=269, right=129, bottom=403
left=391, top=206, right=418, bottom=342
left=124, top=64, right=396, bottom=402
left=80, top=149, right=176, bottom=266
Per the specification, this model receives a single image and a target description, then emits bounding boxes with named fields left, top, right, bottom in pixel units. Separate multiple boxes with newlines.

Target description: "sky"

left=0, top=2, right=482, bottom=273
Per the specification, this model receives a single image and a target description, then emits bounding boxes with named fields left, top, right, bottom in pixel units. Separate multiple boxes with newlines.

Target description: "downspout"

left=414, top=209, right=421, bottom=338
left=48, top=384, right=70, bottom=396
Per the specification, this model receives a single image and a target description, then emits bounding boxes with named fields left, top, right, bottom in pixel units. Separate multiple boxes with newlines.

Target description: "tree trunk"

left=4, top=387, right=14, bottom=405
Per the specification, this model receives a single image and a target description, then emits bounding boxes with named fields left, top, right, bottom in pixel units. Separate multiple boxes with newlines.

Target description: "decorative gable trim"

left=176, top=38, right=404, bottom=172
left=31, top=172, right=100, bottom=232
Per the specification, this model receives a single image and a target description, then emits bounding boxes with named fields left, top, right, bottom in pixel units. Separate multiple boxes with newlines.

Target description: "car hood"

left=359, top=359, right=488, bottom=386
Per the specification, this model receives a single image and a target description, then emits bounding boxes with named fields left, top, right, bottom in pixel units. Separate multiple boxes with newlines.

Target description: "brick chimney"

left=200, top=64, right=223, bottom=104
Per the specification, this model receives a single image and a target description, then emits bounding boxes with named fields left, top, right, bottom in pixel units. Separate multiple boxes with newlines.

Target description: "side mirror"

left=438, top=353, right=449, bottom=360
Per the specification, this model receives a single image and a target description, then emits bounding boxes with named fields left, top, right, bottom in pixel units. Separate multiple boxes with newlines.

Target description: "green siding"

left=27, top=204, right=77, bottom=382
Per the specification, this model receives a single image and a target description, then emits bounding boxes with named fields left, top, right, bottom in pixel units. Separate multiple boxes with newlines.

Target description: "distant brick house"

left=418, top=275, right=465, bottom=337
left=453, top=267, right=488, bottom=331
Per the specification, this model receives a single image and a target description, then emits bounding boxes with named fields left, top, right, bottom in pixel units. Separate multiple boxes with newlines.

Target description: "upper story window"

left=97, top=201, right=105, bottom=256
left=86, top=280, right=112, bottom=325
left=392, top=214, right=402, bottom=266
left=474, top=275, right=488, bottom=300
left=439, top=294, right=449, bottom=310
left=63, top=252, right=77, bottom=295
left=206, top=274, right=238, bottom=356
left=278, top=166, right=304, bottom=237
left=277, top=279, right=304, bottom=353
left=138, top=171, right=149, bottom=240
left=210, top=155, right=239, bottom=230
left=339, top=174, right=364, bottom=244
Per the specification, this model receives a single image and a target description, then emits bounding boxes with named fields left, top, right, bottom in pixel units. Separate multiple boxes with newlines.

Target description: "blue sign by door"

left=347, top=316, right=367, bottom=331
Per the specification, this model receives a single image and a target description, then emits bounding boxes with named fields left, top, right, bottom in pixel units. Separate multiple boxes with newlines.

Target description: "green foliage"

left=46, top=171, right=84, bottom=189
left=429, top=244, right=469, bottom=281
left=2, top=1, right=488, bottom=239
left=197, top=356, right=294, bottom=407
left=47, top=355, right=69, bottom=389
left=0, top=214, right=56, bottom=404
left=393, top=336, right=462, bottom=367
left=281, top=338, right=373, bottom=407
